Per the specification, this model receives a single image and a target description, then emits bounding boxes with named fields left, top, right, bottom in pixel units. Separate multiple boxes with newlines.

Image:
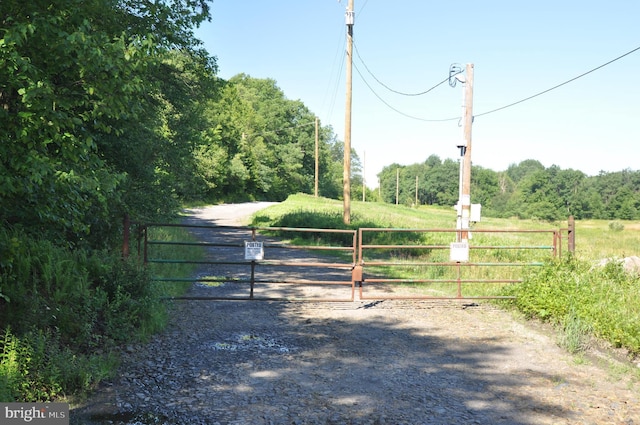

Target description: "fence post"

left=122, top=214, right=130, bottom=258
left=568, top=215, right=575, bottom=254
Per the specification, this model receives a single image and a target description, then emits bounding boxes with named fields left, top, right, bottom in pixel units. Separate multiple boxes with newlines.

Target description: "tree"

left=470, top=166, right=500, bottom=211
left=0, top=0, right=217, bottom=245
left=201, top=74, right=346, bottom=202
left=506, top=159, right=545, bottom=183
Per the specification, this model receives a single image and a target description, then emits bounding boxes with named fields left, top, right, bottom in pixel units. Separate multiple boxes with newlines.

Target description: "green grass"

left=572, top=219, right=640, bottom=260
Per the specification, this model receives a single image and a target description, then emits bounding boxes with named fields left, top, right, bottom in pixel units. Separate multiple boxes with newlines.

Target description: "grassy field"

left=249, top=194, right=640, bottom=364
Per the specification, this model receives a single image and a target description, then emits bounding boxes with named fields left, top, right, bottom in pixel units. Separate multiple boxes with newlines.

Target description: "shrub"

left=501, top=258, right=640, bottom=355
left=0, top=228, right=161, bottom=401
left=608, top=221, right=625, bottom=232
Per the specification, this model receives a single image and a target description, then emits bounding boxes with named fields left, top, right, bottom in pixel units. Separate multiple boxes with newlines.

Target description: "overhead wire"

left=352, top=60, right=458, bottom=122
left=247, top=16, right=640, bottom=139
left=323, top=34, right=347, bottom=126
left=353, top=41, right=452, bottom=97
left=353, top=43, right=640, bottom=123
left=320, top=4, right=350, bottom=127
left=474, top=44, right=640, bottom=118
left=357, top=0, right=371, bottom=16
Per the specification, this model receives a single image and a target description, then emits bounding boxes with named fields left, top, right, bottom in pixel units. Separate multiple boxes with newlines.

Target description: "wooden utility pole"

left=460, top=63, right=474, bottom=241
left=314, top=117, right=319, bottom=197
left=415, top=175, right=418, bottom=206
left=343, top=0, right=354, bottom=224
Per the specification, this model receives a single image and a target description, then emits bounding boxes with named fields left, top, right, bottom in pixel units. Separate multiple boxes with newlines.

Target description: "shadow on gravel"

left=72, top=301, right=570, bottom=424
left=71, top=210, right=576, bottom=425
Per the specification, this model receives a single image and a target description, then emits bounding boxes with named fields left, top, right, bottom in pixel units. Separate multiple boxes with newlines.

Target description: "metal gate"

left=123, top=216, right=574, bottom=302
left=356, top=227, right=565, bottom=300
left=131, top=221, right=358, bottom=302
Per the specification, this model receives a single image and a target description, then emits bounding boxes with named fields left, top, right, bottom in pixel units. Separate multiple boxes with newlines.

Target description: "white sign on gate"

left=244, top=241, right=264, bottom=260
left=450, top=241, right=469, bottom=262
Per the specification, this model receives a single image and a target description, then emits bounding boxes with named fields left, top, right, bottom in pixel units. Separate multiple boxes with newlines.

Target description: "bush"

left=608, top=221, right=625, bottom=232
left=0, top=228, right=161, bottom=401
left=501, top=258, right=640, bottom=355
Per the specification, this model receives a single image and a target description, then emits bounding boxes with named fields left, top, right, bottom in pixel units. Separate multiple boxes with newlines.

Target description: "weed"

left=558, top=313, right=592, bottom=354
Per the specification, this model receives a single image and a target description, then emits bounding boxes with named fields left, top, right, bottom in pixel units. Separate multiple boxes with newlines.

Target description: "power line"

left=321, top=22, right=347, bottom=126
left=352, top=60, right=458, bottom=122
left=475, top=45, right=640, bottom=118
left=353, top=40, right=453, bottom=97
left=353, top=44, right=640, bottom=123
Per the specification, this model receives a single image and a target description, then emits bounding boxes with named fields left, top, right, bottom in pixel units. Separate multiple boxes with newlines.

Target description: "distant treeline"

left=378, top=157, right=640, bottom=221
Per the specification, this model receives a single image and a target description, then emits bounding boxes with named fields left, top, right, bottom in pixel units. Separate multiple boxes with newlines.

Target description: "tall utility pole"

left=343, top=0, right=354, bottom=224
left=314, top=117, right=319, bottom=197
left=459, top=63, right=474, bottom=241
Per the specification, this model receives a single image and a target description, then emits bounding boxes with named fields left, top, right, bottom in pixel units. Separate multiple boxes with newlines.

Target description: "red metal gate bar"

left=360, top=261, right=544, bottom=267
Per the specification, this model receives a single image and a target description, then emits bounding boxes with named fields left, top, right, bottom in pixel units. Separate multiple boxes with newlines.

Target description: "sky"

left=194, top=1, right=640, bottom=187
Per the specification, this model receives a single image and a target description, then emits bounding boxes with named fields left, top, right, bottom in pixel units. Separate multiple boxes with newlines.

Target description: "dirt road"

left=72, top=203, right=640, bottom=424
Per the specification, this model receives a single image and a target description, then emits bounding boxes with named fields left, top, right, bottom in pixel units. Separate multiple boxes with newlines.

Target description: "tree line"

left=378, top=157, right=640, bottom=221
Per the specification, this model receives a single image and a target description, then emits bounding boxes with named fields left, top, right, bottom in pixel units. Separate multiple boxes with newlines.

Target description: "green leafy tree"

left=470, top=166, right=500, bottom=212
left=506, top=159, right=545, bottom=184
left=202, top=74, right=345, bottom=201
left=1, top=0, right=216, bottom=245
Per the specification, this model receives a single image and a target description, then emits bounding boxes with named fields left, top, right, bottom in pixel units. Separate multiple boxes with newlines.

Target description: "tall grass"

left=572, top=220, right=640, bottom=260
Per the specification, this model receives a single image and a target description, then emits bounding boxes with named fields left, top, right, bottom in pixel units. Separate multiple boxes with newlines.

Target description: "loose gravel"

left=71, top=204, right=640, bottom=425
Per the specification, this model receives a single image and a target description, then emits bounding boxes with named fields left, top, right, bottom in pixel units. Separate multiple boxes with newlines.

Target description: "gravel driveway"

left=72, top=203, right=640, bottom=424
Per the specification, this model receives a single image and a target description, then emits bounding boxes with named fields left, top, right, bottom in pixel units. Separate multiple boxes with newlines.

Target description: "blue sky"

left=195, top=1, right=640, bottom=187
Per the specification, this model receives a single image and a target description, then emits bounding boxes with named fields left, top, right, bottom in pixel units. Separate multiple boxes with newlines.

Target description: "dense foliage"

left=195, top=74, right=359, bottom=203
left=1, top=0, right=353, bottom=249
left=379, top=157, right=640, bottom=221
left=0, top=227, right=160, bottom=401
left=502, top=258, right=640, bottom=355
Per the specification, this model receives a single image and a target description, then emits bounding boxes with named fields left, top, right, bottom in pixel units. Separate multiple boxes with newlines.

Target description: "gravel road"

left=71, top=203, right=640, bottom=425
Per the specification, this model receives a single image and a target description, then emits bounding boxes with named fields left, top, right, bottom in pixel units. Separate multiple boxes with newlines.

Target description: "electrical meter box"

left=471, top=203, right=481, bottom=222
